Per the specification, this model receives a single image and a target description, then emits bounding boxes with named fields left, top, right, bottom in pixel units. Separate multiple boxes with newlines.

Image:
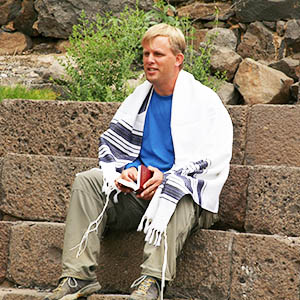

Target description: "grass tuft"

left=0, top=85, right=58, bottom=102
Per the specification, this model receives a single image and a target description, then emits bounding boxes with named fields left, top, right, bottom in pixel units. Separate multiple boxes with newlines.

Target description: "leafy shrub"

left=60, top=0, right=225, bottom=101
left=60, top=6, right=150, bottom=102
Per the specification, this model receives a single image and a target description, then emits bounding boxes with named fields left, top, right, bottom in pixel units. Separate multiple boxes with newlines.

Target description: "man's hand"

left=137, top=166, right=163, bottom=201
left=115, top=167, right=138, bottom=194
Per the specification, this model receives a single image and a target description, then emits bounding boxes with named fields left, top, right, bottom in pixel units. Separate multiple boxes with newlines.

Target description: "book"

left=117, top=164, right=153, bottom=193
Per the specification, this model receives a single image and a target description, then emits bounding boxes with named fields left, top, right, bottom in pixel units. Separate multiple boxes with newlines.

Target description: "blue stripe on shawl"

left=159, top=160, right=207, bottom=206
left=161, top=182, right=186, bottom=203
left=197, top=180, right=204, bottom=205
left=109, top=121, right=143, bottom=146
left=99, top=138, right=137, bottom=162
left=98, top=88, right=152, bottom=167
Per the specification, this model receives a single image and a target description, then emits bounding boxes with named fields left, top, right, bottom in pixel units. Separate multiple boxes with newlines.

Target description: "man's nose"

left=147, top=53, right=155, bottom=63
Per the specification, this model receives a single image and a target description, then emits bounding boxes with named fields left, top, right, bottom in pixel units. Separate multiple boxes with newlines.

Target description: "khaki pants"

left=61, top=168, right=198, bottom=282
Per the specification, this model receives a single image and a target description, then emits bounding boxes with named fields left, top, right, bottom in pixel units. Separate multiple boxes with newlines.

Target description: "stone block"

left=231, top=233, right=300, bottom=300
left=168, top=230, right=233, bottom=299
left=99, top=230, right=235, bottom=299
left=0, top=288, right=47, bottom=300
left=0, top=99, right=120, bottom=158
left=97, top=231, right=145, bottom=294
left=227, top=105, right=249, bottom=165
left=0, top=153, right=97, bottom=222
left=0, top=100, right=244, bottom=165
left=8, top=222, right=64, bottom=288
left=245, top=105, right=300, bottom=166
left=219, top=165, right=250, bottom=231
left=0, top=222, right=13, bottom=283
left=0, top=152, right=248, bottom=228
left=245, top=165, right=300, bottom=236
left=89, top=296, right=129, bottom=300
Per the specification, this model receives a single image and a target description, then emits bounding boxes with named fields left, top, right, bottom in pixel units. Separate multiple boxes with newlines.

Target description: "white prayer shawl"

left=99, top=70, right=233, bottom=246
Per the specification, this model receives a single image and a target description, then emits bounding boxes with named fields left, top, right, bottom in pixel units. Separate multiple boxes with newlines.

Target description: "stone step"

left=1, top=100, right=300, bottom=167
left=1, top=222, right=299, bottom=300
left=0, top=288, right=194, bottom=300
left=0, top=288, right=132, bottom=300
left=1, top=153, right=299, bottom=236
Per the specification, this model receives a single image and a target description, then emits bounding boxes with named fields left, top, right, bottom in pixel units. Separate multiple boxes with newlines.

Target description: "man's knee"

left=72, top=168, right=103, bottom=191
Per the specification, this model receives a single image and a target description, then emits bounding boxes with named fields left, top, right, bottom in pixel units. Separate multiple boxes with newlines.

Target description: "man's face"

left=142, top=36, right=183, bottom=94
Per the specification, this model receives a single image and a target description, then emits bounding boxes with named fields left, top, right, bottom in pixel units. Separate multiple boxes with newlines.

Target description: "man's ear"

left=175, top=53, right=184, bottom=67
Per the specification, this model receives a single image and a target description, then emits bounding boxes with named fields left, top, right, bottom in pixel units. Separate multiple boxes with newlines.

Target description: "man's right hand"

left=114, top=167, right=138, bottom=194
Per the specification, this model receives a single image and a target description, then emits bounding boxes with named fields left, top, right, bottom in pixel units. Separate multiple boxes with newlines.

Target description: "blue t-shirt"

left=126, top=90, right=175, bottom=173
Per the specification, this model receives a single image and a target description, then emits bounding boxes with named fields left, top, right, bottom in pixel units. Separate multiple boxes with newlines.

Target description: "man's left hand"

left=137, top=166, right=163, bottom=201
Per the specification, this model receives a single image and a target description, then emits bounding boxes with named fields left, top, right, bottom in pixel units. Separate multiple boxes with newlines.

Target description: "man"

left=44, top=23, right=233, bottom=300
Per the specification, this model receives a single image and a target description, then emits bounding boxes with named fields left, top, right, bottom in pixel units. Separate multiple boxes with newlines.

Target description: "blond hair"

left=142, top=23, right=186, bottom=56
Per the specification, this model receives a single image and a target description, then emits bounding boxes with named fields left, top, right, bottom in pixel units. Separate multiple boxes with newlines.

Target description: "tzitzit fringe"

left=70, top=194, right=109, bottom=258
left=69, top=184, right=113, bottom=258
left=161, top=230, right=168, bottom=300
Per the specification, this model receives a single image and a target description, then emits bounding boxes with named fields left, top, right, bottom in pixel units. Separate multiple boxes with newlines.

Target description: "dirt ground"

left=0, top=40, right=69, bottom=90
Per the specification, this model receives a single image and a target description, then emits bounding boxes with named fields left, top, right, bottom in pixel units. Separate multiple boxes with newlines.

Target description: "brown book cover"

left=117, top=165, right=153, bottom=193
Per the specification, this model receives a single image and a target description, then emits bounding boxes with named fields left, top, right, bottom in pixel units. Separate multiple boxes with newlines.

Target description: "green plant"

left=60, top=6, right=150, bottom=102
left=60, top=0, right=225, bottom=101
left=0, top=85, right=57, bottom=101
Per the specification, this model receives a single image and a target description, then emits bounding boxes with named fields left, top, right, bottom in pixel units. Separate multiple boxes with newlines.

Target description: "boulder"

left=205, top=28, right=238, bottom=51
left=234, top=0, right=300, bottom=22
left=269, top=57, right=300, bottom=81
left=237, top=21, right=278, bottom=61
left=276, top=20, right=286, bottom=36
left=217, top=81, right=240, bottom=105
left=13, top=0, right=38, bottom=37
left=262, top=21, right=276, bottom=31
left=34, top=0, right=154, bottom=39
left=290, top=82, right=299, bottom=102
left=0, top=0, right=21, bottom=26
left=234, top=58, right=294, bottom=105
left=178, top=2, right=234, bottom=21
left=0, top=31, right=32, bottom=55
left=284, top=19, right=300, bottom=54
left=211, top=46, right=242, bottom=81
